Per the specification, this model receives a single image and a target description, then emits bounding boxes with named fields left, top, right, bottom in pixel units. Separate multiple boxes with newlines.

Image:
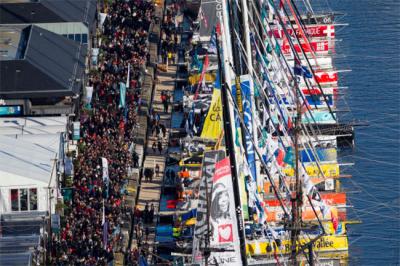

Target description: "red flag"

left=194, top=54, right=209, bottom=100
left=276, top=149, right=285, bottom=166
left=331, top=209, right=339, bottom=231
left=216, top=23, right=221, bottom=36
left=287, top=117, right=293, bottom=129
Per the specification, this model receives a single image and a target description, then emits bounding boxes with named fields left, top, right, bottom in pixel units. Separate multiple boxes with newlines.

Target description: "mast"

left=216, top=23, right=248, bottom=266
left=290, top=67, right=303, bottom=265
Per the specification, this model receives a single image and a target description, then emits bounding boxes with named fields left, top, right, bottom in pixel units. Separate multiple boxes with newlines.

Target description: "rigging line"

left=345, top=169, right=400, bottom=212
left=276, top=0, right=336, bottom=122
left=248, top=2, right=325, bottom=136
left=227, top=59, right=329, bottom=209
left=353, top=146, right=400, bottom=161
left=232, top=27, right=336, bottom=205
left=218, top=21, right=291, bottom=218
left=347, top=182, right=400, bottom=198
left=347, top=204, right=400, bottom=221
left=350, top=155, right=399, bottom=167
left=223, top=77, right=329, bottom=230
left=245, top=9, right=323, bottom=143
left=349, top=197, right=400, bottom=212
left=356, top=132, right=400, bottom=143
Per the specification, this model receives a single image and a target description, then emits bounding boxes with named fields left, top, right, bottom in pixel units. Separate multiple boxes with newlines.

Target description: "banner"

left=200, top=88, right=223, bottom=139
left=102, top=157, right=109, bottom=198
left=198, top=0, right=223, bottom=41
left=72, top=121, right=80, bottom=140
left=85, top=86, right=93, bottom=109
left=240, top=75, right=257, bottom=187
left=91, top=48, right=99, bottom=66
left=230, top=82, right=249, bottom=219
left=119, top=82, right=126, bottom=108
left=246, top=235, right=348, bottom=256
left=208, top=157, right=242, bottom=266
left=192, top=150, right=225, bottom=265
left=101, top=157, right=109, bottom=183
left=99, top=13, right=107, bottom=27
left=272, top=25, right=335, bottom=39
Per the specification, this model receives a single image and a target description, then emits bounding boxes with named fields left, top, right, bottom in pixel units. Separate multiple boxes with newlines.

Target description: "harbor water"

left=328, top=1, right=400, bottom=265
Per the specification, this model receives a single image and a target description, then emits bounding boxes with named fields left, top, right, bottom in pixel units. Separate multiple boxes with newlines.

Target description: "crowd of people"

left=51, top=1, right=154, bottom=265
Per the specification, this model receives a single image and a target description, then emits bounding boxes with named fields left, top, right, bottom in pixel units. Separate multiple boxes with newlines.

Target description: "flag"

left=194, top=54, right=209, bottom=100
left=126, top=63, right=130, bottom=88
left=139, top=255, right=148, bottom=266
left=102, top=199, right=105, bottom=225
left=331, top=208, right=339, bottom=231
left=293, top=57, right=313, bottom=78
left=283, top=147, right=295, bottom=166
left=191, top=49, right=202, bottom=69
left=119, top=82, right=126, bottom=108
left=200, top=88, right=223, bottom=139
left=208, top=27, right=217, bottom=54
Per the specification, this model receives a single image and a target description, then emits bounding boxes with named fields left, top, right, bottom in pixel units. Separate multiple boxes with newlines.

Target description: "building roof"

left=0, top=135, right=57, bottom=187
left=0, top=0, right=97, bottom=27
left=0, top=25, right=86, bottom=99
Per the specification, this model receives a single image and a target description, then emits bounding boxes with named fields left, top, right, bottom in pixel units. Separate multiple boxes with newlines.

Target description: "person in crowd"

left=149, top=204, right=155, bottom=224
left=157, top=140, right=163, bottom=154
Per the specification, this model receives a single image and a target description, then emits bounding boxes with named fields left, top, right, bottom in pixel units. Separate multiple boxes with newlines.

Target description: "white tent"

left=0, top=135, right=58, bottom=215
left=0, top=116, right=68, bottom=135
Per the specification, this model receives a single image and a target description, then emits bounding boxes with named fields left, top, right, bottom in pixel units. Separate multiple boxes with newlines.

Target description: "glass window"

left=11, top=189, right=19, bottom=211
left=75, top=34, right=81, bottom=42
left=82, top=34, right=88, bottom=44
left=20, top=188, right=28, bottom=211
left=68, top=34, right=74, bottom=40
left=29, top=188, right=38, bottom=210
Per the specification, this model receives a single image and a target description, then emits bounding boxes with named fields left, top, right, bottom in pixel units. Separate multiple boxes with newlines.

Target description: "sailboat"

left=160, top=0, right=356, bottom=265
left=188, top=0, right=353, bottom=265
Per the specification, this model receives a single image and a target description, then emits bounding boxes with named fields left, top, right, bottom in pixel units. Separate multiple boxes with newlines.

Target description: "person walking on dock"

left=157, top=140, right=163, bottom=154
left=155, top=164, right=160, bottom=177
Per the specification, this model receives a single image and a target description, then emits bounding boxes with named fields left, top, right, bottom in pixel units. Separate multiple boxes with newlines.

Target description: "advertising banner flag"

left=208, top=157, right=242, bottom=266
left=192, top=150, right=225, bottom=265
left=200, top=88, right=223, bottom=139
left=119, top=82, right=126, bottom=108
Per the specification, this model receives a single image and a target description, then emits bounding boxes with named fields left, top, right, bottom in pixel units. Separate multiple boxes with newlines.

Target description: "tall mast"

left=291, top=71, right=303, bottom=265
left=216, top=22, right=248, bottom=266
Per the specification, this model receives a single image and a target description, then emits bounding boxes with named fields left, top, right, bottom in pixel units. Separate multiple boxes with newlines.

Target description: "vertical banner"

left=101, top=157, right=109, bottom=198
left=119, top=82, right=126, bottom=108
left=231, top=81, right=249, bottom=219
left=85, top=86, right=93, bottom=109
left=240, top=75, right=258, bottom=187
left=72, top=121, right=80, bottom=140
left=209, top=157, right=242, bottom=266
left=200, top=87, right=223, bottom=139
left=192, top=150, right=225, bottom=265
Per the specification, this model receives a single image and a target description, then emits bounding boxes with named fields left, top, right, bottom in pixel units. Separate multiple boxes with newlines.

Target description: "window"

left=20, top=188, right=28, bottom=211
left=10, top=188, right=38, bottom=211
left=68, top=34, right=74, bottom=40
left=29, top=188, right=38, bottom=210
left=82, top=34, right=88, bottom=44
left=75, top=34, right=81, bottom=43
left=11, top=189, right=19, bottom=211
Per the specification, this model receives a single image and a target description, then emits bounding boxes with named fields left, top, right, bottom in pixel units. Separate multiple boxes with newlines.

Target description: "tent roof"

left=0, top=116, right=68, bottom=127
left=0, top=135, right=57, bottom=187
left=0, top=116, right=67, bottom=135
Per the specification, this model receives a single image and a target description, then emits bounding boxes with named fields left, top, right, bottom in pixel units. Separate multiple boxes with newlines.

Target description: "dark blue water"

left=327, top=1, right=400, bottom=265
